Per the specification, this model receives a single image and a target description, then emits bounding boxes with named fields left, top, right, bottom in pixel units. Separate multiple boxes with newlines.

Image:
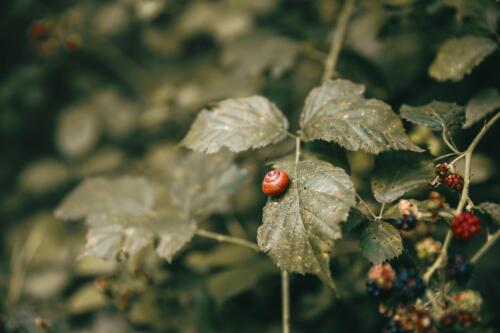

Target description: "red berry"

left=434, top=163, right=450, bottom=178
left=452, top=212, right=480, bottom=240
left=28, top=20, right=52, bottom=40
left=262, top=169, right=289, bottom=196
left=443, top=173, right=463, bottom=191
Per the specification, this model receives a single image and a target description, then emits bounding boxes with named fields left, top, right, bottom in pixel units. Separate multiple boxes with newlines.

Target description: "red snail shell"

left=262, top=169, right=289, bottom=196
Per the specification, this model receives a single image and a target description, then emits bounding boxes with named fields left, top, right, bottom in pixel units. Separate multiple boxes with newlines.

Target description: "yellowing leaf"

left=429, top=36, right=497, bottom=82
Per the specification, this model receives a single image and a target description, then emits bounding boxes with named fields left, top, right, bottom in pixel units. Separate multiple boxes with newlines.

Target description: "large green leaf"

left=464, top=88, right=500, bottom=128
left=257, top=158, right=356, bottom=288
left=371, top=152, right=434, bottom=204
left=152, top=150, right=247, bottom=218
left=300, top=80, right=422, bottom=154
left=400, top=101, right=465, bottom=131
left=429, top=36, right=497, bottom=82
left=57, top=150, right=245, bottom=262
left=478, top=202, right=500, bottom=225
left=360, top=222, right=403, bottom=265
left=55, top=177, right=154, bottom=220
left=182, top=96, right=289, bottom=153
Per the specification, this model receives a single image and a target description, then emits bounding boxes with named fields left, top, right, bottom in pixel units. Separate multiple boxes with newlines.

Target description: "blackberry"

left=452, top=212, right=480, bottom=240
left=394, top=268, right=425, bottom=301
left=434, top=163, right=450, bottom=178
left=386, top=320, right=408, bottom=333
left=446, top=254, right=473, bottom=284
left=367, top=281, right=385, bottom=299
left=394, top=214, right=417, bottom=231
left=443, top=173, right=463, bottom=191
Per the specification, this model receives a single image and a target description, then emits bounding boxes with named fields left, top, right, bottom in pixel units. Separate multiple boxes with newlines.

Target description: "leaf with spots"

left=478, top=202, right=500, bottom=225
left=429, top=36, right=497, bottom=82
left=181, top=96, right=289, bottom=154
left=371, top=152, right=434, bottom=204
left=360, top=222, right=403, bottom=265
left=400, top=101, right=465, bottom=131
left=257, top=158, right=356, bottom=289
left=464, top=89, right=500, bottom=128
left=300, top=80, right=422, bottom=154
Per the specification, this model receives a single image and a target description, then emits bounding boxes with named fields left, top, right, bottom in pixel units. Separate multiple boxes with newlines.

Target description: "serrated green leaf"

left=429, top=36, right=497, bottom=82
left=371, top=152, right=433, bottom=203
left=58, top=151, right=244, bottom=262
left=155, top=150, right=247, bottom=218
left=55, top=177, right=154, bottom=220
left=80, top=211, right=196, bottom=262
left=400, top=101, right=465, bottom=131
left=182, top=96, right=289, bottom=153
left=222, top=32, right=298, bottom=79
left=257, top=158, right=356, bottom=288
left=478, top=202, right=500, bottom=225
left=464, top=89, right=500, bottom=128
left=300, top=80, right=422, bottom=154
left=360, top=222, right=403, bottom=265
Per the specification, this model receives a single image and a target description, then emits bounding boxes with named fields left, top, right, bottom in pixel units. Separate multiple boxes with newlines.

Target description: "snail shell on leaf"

left=262, top=169, right=289, bottom=196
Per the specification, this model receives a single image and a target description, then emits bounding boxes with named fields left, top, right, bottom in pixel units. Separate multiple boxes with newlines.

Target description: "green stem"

left=322, top=0, right=355, bottom=81
left=195, top=229, right=260, bottom=251
left=471, top=230, right=500, bottom=264
left=281, top=270, right=290, bottom=333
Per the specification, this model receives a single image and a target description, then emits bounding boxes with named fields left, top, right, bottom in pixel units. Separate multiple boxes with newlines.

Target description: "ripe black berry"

left=394, top=214, right=417, bottom=231
left=386, top=320, right=408, bottom=333
left=446, top=254, right=473, bottom=284
left=394, top=268, right=425, bottom=301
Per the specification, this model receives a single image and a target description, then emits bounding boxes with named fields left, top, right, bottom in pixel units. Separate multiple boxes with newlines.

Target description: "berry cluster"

left=366, top=266, right=425, bottom=302
left=442, top=173, right=463, bottom=191
left=452, top=212, right=481, bottom=240
left=426, top=192, right=445, bottom=218
left=393, top=200, right=421, bottom=231
left=446, top=254, right=473, bottom=284
left=415, top=238, right=441, bottom=262
left=434, top=290, right=483, bottom=329
left=394, top=268, right=425, bottom=301
left=432, top=164, right=463, bottom=191
left=384, top=306, right=435, bottom=333
left=367, top=264, right=397, bottom=299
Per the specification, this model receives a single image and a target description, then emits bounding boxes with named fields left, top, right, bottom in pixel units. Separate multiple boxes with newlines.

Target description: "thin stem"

left=280, top=134, right=301, bottom=333
left=322, top=0, right=355, bottom=81
left=195, top=229, right=260, bottom=251
left=434, top=152, right=459, bottom=161
left=281, top=270, right=290, bottom=333
left=355, top=193, right=377, bottom=219
left=442, top=129, right=461, bottom=155
left=423, top=229, right=452, bottom=284
left=377, top=202, right=386, bottom=220
left=471, top=230, right=500, bottom=264
left=423, top=111, right=500, bottom=284
left=287, top=132, right=298, bottom=139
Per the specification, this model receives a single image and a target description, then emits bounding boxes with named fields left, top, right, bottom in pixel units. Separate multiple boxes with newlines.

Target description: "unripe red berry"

left=452, top=212, right=480, bottom=240
left=443, top=173, right=463, bottom=191
left=434, top=163, right=450, bottom=178
left=262, top=169, right=289, bottom=196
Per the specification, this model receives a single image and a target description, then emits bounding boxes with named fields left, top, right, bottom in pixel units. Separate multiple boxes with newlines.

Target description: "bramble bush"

left=1, top=0, right=500, bottom=332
